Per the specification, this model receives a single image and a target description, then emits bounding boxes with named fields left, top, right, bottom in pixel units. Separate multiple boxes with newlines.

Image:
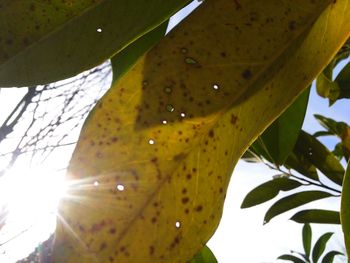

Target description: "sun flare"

left=0, top=167, right=67, bottom=262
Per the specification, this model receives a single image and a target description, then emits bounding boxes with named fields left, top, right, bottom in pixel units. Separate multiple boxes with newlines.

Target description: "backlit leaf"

left=264, top=191, right=334, bottom=224
left=188, top=246, right=218, bottom=263
left=302, top=223, right=312, bottom=259
left=53, top=0, right=350, bottom=262
left=341, top=161, right=350, bottom=257
left=291, top=209, right=340, bottom=224
left=241, top=178, right=302, bottom=208
left=0, top=0, right=189, bottom=86
left=312, top=232, right=333, bottom=263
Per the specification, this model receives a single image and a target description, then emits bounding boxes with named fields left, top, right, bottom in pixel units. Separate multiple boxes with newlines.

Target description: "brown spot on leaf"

left=242, top=69, right=252, bottom=79
left=182, top=197, right=189, bottom=204
left=195, top=205, right=203, bottom=212
left=231, top=114, right=238, bottom=125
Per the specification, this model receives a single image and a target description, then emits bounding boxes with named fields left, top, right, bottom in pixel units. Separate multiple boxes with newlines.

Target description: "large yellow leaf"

left=0, top=0, right=188, bottom=87
left=54, top=0, right=350, bottom=262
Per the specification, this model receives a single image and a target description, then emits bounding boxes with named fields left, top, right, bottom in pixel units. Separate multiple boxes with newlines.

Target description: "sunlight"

left=0, top=167, right=67, bottom=262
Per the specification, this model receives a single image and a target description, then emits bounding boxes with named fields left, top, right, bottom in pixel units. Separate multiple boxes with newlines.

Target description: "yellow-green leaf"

left=0, top=0, right=188, bottom=87
left=188, top=246, right=218, bottom=263
left=341, top=161, right=350, bottom=257
left=54, top=0, right=350, bottom=262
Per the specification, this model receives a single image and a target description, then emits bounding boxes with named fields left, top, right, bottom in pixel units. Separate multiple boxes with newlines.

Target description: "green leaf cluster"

left=278, top=224, right=343, bottom=263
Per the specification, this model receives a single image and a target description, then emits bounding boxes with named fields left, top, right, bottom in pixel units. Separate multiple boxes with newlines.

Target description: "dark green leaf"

left=313, top=131, right=334, bottom=137
left=312, top=232, right=333, bottom=263
left=249, top=89, right=309, bottom=165
left=295, top=131, right=344, bottom=185
left=321, top=250, right=344, bottom=263
left=241, top=178, right=302, bottom=208
left=264, top=191, right=333, bottom=224
left=0, top=0, right=190, bottom=86
left=335, top=61, right=350, bottom=100
left=302, top=223, right=312, bottom=259
left=188, top=246, right=218, bottom=263
left=278, top=254, right=306, bottom=263
left=291, top=209, right=340, bottom=224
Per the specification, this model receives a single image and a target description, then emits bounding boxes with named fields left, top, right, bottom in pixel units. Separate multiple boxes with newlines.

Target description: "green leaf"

left=188, top=246, right=218, bottom=263
left=291, top=209, right=340, bottom=224
left=341, top=161, right=350, bottom=257
left=295, top=131, right=344, bottom=185
left=53, top=0, right=350, bottom=262
left=321, top=250, right=344, bottom=263
left=278, top=254, right=306, bottom=263
left=312, top=232, right=333, bottom=263
left=335, top=61, right=350, bottom=100
left=313, top=131, right=334, bottom=137
left=0, top=0, right=189, bottom=86
left=264, top=191, right=334, bottom=224
left=241, top=178, right=303, bottom=208
left=302, top=223, right=312, bottom=259
left=251, top=88, right=310, bottom=165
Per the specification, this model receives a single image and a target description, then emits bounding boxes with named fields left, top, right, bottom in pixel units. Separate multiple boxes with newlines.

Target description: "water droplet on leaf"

left=185, top=57, right=197, bottom=64
left=166, top=104, right=175, bottom=112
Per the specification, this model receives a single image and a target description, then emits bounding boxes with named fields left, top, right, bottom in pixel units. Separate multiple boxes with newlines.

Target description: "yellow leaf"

left=54, top=0, right=350, bottom=262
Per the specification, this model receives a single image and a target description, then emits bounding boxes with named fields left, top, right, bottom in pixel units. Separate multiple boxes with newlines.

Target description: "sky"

left=0, top=1, right=349, bottom=262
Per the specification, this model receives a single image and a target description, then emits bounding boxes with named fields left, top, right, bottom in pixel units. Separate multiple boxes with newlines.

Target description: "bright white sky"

left=0, top=1, right=349, bottom=262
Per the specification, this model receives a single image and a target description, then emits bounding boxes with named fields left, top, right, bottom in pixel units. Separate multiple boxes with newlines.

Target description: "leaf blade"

left=53, top=0, right=350, bottom=262
left=291, top=209, right=340, bottom=224
left=264, top=191, right=333, bottom=224
left=302, top=223, right=312, bottom=259
left=278, top=254, right=306, bottom=263
left=312, top=232, right=333, bottom=263
left=241, top=178, right=302, bottom=208
left=321, top=250, right=344, bottom=263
